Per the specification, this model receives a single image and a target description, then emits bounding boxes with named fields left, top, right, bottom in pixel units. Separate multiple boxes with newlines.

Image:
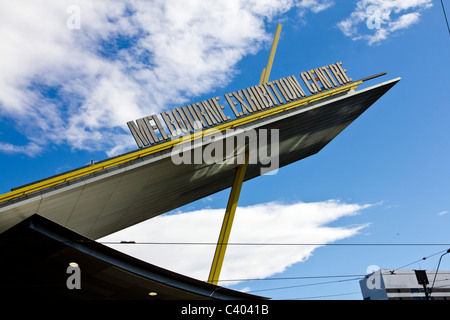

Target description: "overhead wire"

left=292, top=291, right=362, bottom=300
left=7, top=238, right=450, bottom=247
left=217, top=274, right=366, bottom=282
left=220, top=248, right=450, bottom=297
left=247, top=277, right=362, bottom=293
left=12, top=238, right=446, bottom=296
left=99, top=241, right=450, bottom=246
left=389, top=248, right=450, bottom=272
left=7, top=237, right=448, bottom=298
left=100, top=241, right=450, bottom=294
left=442, top=0, right=450, bottom=35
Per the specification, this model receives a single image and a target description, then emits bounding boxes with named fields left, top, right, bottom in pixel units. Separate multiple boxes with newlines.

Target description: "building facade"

left=360, top=269, right=450, bottom=300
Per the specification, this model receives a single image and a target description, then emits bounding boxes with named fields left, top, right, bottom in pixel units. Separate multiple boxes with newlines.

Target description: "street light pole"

left=429, top=248, right=450, bottom=299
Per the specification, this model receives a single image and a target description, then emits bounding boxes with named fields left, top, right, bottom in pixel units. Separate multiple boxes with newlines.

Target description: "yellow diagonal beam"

left=207, top=152, right=248, bottom=285
left=261, top=23, right=282, bottom=84
left=207, top=24, right=282, bottom=285
left=259, top=68, right=267, bottom=86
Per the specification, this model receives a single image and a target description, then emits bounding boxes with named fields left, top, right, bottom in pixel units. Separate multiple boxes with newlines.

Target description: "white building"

left=360, top=269, right=450, bottom=300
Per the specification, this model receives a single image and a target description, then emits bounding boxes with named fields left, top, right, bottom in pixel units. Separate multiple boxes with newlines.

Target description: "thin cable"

left=221, top=271, right=449, bottom=284
left=442, top=0, right=450, bottom=35
left=100, top=241, right=450, bottom=246
left=390, top=248, right=449, bottom=272
left=222, top=249, right=450, bottom=286
left=240, top=248, right=450, bottom=294
left=217, top=274, right=366, bottom=282
left=292, top=291, right=361, bottom=300
left=247, top=277, right=362, bottom=293
left=8, top=239, right=450, bottom=247
left=8, top=238, right=450, bottom=246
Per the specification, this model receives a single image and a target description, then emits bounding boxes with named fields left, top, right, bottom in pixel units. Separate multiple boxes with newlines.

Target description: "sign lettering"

left=127, top=62, right=352, bottom=148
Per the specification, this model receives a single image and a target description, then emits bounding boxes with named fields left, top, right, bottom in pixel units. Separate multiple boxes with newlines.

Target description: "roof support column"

left=207, top=24, right=282, bottom=285
left=207, top=152, right=248, bottom=285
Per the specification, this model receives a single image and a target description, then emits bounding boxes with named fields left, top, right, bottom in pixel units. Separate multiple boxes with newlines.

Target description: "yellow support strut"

left=261, top=23, right=282, bottom=84
left=207, top=24, right=282, bottom=285
left=207, top=152, right=249, bottom=285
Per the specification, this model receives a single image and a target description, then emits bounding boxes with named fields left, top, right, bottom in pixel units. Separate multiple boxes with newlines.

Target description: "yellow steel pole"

left=207, top=24, right=282, bottom=285
left=262, top=24, right=282, bottom=84
left=207, top=152, right=248, bottom=285
left=259, top=68, right=267, bottom=86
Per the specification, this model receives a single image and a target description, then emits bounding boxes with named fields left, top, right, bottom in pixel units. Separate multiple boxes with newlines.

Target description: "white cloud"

left=300, top=0, right=335, bottom=14
left=0, top=141, right=43, bottom=157
left=337, top=0, right=432, bottom=45
left=100, top=200, right=371, bottom=286
left=388, top=12, right=421, bottom=32
left=0, top=0, right=334, bottom=158
left=437, top=210, right=448, bottom=216
left=295, top=0, right=335, bottom=20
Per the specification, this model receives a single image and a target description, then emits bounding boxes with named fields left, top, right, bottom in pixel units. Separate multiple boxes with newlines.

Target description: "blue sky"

left=0, top=0, right=449, bottom=300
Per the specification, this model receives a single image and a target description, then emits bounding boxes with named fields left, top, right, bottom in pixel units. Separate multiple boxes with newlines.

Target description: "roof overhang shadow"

left=0, top=214, right=266, bottom=300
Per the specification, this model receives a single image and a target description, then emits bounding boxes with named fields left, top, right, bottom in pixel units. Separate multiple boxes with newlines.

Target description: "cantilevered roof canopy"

left=0, top=214, right=266, bottom=300
left=0, top=77, right=400, bottom=239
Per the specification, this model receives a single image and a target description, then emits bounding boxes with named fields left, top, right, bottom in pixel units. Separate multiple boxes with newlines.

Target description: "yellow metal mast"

left=207, top=24, right=283, bottom=285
